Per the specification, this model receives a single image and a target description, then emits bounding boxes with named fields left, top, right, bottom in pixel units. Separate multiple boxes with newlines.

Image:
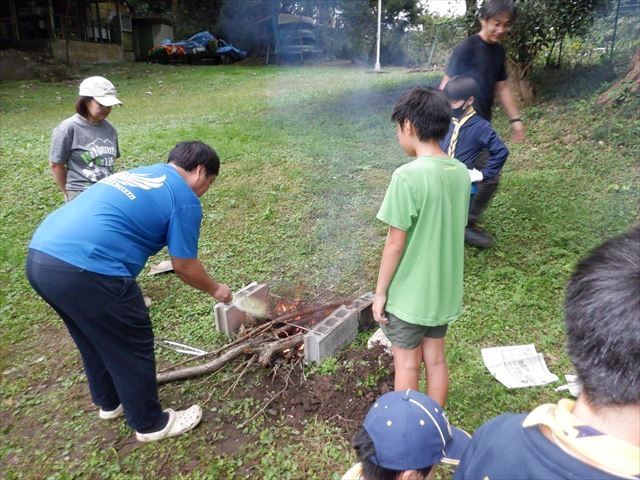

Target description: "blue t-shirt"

left=30, top=163, right=202, bottom=277
left=454, top=414, right=626, bottom=480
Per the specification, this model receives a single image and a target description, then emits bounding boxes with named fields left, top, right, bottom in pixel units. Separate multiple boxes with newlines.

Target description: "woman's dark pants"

left=26, top=249, right=165, bottom=432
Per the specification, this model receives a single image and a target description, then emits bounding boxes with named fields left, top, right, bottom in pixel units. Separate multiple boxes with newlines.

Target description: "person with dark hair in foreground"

left=373, top=87, right=470, bottom=407
left=454, top=227, right=640, bottom=479
left=26, top=141, right=232, bottom=442
left=442, top=75, right=509, bottom=247
left=49, top=76, right=123, bottom=202
left=343, top=390, right=471, bottom=480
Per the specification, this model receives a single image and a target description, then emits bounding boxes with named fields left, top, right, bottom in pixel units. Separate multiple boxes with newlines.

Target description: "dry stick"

left=202, top=357, right=252, bottom=406
left=157, top=333, right=306, bottom=384
left=271, top=302, right=342, bottom=324
left=156, top=452, right=170, bottom=476
left=157, top=302, right=343, bottom=378
left=224, top=355, right=255, bottom=395
left=273, top=320, right=314, bottom=333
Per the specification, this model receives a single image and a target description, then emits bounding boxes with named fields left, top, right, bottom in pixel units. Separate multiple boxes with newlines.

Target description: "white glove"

left=468, top=168, right=483, bottom=183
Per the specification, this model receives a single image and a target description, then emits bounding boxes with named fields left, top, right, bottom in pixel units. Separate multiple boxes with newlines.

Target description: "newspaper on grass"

left=481, top=344, right=559, bottom=389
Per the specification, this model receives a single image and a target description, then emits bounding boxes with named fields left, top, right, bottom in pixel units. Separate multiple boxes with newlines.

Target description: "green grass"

left=1, top=62, right=638, bottom=479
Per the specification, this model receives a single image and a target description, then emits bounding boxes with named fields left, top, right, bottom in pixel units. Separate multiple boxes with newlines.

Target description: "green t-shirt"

left=377, top=155, right=470, bottom=326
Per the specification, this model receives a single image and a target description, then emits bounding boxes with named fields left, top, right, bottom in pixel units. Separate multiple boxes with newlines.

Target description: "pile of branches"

left=156, top=302, right=342, bottom=384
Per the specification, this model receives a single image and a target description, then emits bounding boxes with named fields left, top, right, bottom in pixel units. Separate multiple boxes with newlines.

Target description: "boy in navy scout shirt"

left=454, top=227, right=640, bottom=480
left=441, top=75, right=509, bottom=248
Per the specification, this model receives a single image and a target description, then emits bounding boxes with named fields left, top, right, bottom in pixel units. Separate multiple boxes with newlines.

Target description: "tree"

left=464, top=0, right=479, bottom=35
left=331, top=0, right=421, bottom=63
left=461, top=0, right=612, bottom=102
left=504, top=0, right=611, bottom=79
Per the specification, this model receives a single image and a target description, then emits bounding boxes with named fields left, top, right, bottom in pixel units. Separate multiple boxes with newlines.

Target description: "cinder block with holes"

left=303, top=304, right=359, bottom=364
left=213, top=282, right=268, bottom=336
left=350, top=292, right=375, bottom=330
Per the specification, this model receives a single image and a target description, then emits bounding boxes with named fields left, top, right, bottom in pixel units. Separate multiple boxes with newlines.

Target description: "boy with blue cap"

left=343, top=390, right=471, bottom=480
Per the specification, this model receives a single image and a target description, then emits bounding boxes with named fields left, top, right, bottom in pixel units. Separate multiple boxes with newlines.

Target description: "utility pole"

left=375, top=0, right=382, bottom=71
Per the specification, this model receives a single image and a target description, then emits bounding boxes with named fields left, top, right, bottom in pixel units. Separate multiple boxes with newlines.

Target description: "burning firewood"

left=156, top=300, right=346, bottom=384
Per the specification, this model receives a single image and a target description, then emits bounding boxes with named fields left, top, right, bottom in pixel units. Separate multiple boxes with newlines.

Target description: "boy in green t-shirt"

left=373, top=86, right=470, bottom=407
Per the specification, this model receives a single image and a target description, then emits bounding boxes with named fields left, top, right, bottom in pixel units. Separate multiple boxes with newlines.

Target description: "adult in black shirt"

left=440, top=0, right=524, bottom=248
left=440, top=0, right=524, bottom=141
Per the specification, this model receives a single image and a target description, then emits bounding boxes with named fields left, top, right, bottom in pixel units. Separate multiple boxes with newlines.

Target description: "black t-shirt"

left=446, top=34, right=508, bottom=121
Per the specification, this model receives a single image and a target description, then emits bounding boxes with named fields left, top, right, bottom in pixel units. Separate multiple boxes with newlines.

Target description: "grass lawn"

left=1, top=61, right=638, bottom=479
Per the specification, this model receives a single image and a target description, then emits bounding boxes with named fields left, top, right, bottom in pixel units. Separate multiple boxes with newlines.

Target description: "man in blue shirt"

left=454, top=227, right=640, bottom=480
left=26, top=141, right=232, bottom=442
left=442, top=76, right=509, bottom=247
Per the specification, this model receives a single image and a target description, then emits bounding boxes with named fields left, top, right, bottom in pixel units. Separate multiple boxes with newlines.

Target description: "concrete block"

left=237, top=281, right=268, bottom=304
left=350, top=292, right=375, bottom=330
left=214, top=303, right=246, bottom=336
left=304, top=304, right=359, bottom=364
left=214, top=282, right=268, bottom=336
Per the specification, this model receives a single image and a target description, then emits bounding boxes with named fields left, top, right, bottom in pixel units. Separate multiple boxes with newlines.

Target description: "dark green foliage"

left=495, top=0, right=612, bottom=76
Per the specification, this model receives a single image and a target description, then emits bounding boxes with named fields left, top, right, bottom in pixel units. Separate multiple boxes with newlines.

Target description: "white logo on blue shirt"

left=101, top=172, right=166, bottom=200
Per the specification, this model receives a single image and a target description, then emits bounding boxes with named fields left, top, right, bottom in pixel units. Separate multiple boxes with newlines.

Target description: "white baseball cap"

left=78, top=76, right=122, bottom=107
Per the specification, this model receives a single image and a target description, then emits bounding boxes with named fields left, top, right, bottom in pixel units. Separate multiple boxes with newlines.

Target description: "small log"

left=256, top=333, right=304, bottom=366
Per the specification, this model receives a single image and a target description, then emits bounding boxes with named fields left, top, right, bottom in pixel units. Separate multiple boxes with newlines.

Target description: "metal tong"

left=156, top=339, right=208, bottom=356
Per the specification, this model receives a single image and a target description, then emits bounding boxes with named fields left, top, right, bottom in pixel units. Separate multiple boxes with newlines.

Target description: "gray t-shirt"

left=49, top=114, right=120, bottom=191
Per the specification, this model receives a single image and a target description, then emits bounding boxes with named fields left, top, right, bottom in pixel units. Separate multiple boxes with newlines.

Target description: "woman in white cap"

left=49, top=76, right=122, bottom=202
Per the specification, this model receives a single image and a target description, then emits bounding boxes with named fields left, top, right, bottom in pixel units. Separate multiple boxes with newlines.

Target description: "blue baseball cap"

left=363, top=390, right=471, bottom=471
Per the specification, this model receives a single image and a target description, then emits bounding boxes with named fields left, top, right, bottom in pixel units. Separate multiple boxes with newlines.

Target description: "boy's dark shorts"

left=380, top=312, right=448, bottom=350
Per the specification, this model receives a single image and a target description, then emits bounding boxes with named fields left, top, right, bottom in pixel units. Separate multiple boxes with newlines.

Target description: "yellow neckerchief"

left=523, top=399, right=640, bottom=479
left=447, top=105, right=476, bottom=158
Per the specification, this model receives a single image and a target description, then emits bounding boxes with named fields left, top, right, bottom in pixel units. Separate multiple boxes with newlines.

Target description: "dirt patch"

left=263, top=344, right=394, bottom=437
left=162, top=342, right=394, bottom=452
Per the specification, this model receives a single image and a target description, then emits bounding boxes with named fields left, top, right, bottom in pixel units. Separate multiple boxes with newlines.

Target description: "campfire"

left=156, top=287, right=373, bottom=385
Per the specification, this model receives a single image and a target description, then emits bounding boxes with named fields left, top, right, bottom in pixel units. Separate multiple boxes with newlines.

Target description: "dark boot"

left=468, top=181, right=499, bottom=225
left=465, top=225, right=494, bottom=248
left=466, top=181, right=499, bottom=248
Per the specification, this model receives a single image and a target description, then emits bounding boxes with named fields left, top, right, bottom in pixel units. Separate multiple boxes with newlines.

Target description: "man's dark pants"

left=26, top=249, right=165, bottom=432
